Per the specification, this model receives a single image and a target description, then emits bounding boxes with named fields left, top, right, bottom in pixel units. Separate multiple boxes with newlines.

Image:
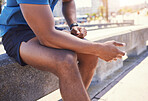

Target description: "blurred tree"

left=98, top=6, right=106, bottom=17
left=91, top=13, right=97, bottom=17
left=118, top=9, right=123, bottom=15
left=118, top=7, right=134, bottom=15
left=0, top=0, right=5, bottom=14
left=0, top=0, right=2, bottom=14
left=102, top=0, right=108, bottom=21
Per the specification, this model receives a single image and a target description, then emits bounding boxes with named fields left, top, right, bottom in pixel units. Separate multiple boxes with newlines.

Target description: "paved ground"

left=0, top=37, right=5, bottom=54
left=0, top=44, right=5, bottom=55
left=92, top=50, right=148, bottom=101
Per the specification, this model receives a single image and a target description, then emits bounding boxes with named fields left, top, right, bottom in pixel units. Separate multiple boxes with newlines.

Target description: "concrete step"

left=95, top=50, right=148, bottom=101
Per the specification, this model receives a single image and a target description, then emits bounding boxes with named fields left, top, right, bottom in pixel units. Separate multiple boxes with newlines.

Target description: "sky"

left=119, top=0, right=147, bottom=7
left=75, top=0, right=91, bottom=8
left=75, top=0, right=148, bottom=8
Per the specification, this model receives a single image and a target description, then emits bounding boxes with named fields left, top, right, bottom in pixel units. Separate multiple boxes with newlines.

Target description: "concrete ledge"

left=88, top=47, right=148, bottom=99
left=56, top=22, right=134, bottom=31
left=0, top=25, right=148, bottom=101
left=86, top=25, right=148, bottom=82
left=0, top=54, right=59, bottom=101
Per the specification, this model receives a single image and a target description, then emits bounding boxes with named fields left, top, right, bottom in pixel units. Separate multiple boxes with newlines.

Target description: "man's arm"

left=62, top=0, right=77, bottom=27
left=20, top=4, right=125, bottom=61
left=62, top=0, right=87, bottom=38
left=20, top=4, right=97, bottom=54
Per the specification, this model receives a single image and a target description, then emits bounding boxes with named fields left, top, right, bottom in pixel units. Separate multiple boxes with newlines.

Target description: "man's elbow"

left=37, top=29, right=56, bottom=46
left=38, top=36, right=49, bottom=46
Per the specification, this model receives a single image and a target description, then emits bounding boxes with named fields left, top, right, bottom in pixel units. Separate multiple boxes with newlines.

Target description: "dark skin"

left=62, top=0, right=87, bottom=38
left=62, top=0, right=77, bottom=27
left=19, top=0, right=125, bottom=100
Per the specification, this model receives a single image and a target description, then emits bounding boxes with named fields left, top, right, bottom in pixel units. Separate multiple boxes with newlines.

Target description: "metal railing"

left=56, top=20, right=134, bottom=31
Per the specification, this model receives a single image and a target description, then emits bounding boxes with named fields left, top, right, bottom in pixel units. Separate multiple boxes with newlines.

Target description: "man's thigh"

left=19, top=37, right=76, bottom=74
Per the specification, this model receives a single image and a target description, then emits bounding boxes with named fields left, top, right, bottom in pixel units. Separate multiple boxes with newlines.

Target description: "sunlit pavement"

left=92, top=49, right=148, bottom=101
left=0, top=38, right=5, bottom=54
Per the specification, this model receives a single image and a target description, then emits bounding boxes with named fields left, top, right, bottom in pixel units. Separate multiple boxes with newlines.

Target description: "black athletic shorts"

left=2, top=25, right=36, bottom=66
left=2, top=25, right=64, bottom=66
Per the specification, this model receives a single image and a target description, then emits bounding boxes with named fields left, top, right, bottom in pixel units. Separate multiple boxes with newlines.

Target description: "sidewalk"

left=92, top=50, right=148, bottom=101
left=0, top=44, right=5, bottom=54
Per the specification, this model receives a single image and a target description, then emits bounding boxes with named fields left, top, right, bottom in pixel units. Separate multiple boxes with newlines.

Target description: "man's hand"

left=98, top=40, right=125, bottom=62
left=71, top=26, right=87, bottom=39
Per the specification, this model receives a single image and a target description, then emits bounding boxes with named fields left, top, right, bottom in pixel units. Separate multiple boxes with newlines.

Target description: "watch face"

left=73, top=23, right=79, bottom=26
left=70, top=23, right=79, bottom=29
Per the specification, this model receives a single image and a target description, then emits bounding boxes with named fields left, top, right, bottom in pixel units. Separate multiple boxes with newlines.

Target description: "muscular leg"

left=61, top=31, right=98, bottom=89
left=77, top=53, right=98, bottom=89
left=19, top=37, right=90, bottom=101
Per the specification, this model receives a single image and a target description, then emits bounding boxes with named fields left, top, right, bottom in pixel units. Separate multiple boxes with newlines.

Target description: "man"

left=0, top=0, right=125, bottom=101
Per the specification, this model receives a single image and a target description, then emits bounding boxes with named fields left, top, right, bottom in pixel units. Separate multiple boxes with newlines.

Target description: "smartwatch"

left=70, top=23, right=79, bottom=30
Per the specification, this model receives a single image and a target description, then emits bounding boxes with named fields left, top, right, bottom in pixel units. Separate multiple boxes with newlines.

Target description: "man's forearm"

left=62, top=0, right=77, bottom=27
left=40, top=29, right=100, bottom=56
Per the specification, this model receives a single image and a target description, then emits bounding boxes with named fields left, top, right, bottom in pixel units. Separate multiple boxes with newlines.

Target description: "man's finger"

left=113, top=58, right=117, bottom=61
left=113, top=41, right=126, bottom=47
left=117, top=55, right=122, bottom=59
left=74, top=28, right=80, bottom=34
left=79, top=28, right=87, bottom=37
left=118, top=50, right=125, bottom=56
left=71, top=28, right=80, bottom=36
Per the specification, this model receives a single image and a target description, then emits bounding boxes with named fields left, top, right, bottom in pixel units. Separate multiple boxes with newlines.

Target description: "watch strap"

left=70, top=23, right=79, bottom=30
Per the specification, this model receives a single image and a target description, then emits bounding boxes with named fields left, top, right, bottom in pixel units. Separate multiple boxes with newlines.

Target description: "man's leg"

left=77, top=53, right=98, bottom=89
left=61, top=31, right=99, bottom=89
left=19, top=37, right=90, bottom=101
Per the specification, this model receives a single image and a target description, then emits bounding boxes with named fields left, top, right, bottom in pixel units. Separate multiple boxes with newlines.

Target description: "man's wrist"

left=70, top=22, right=79, bottom=30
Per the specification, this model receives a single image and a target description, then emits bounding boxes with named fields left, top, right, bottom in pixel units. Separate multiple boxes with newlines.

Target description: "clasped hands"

left=70, top=26, right=126, bottom=62
left=70, top=26, right=87, bottom=39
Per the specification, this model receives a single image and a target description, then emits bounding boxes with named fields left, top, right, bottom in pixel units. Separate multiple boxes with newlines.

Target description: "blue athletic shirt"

left=0, top=0, right=58, bottom=37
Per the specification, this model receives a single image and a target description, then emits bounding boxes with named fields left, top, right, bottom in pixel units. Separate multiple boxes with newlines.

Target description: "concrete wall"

left=92, top=26, right=148, bottom=82
left=0, top=25, right=148, bottom=101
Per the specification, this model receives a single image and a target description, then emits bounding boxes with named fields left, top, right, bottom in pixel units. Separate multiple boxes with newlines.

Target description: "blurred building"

left=53, top=0, right=102, bottom=16
left=76, top=0, right=101, bottom=15
left=53, top=0, right=63, bottom=17
left=121, top=3, right=148, bottom=10
left=76, top=0, right=121, bottom=15
left=53, top=0, right=122, bottom=16
left=108, top=0, right=120, bottom=15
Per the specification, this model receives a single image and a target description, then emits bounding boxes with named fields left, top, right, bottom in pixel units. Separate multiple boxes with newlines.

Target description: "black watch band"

left=70, top=23, right=79, bottom=30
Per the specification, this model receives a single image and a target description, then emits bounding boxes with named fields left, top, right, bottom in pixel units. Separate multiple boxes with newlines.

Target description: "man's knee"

left=87, top=56, right=98, bottom=69
left=91, top=56, right=99, bottom=65
left=62, top=51, right=77, bottom=67
left=80, top=55, right=98, bottom=66
left=56, top=51, right=78, bottom=76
